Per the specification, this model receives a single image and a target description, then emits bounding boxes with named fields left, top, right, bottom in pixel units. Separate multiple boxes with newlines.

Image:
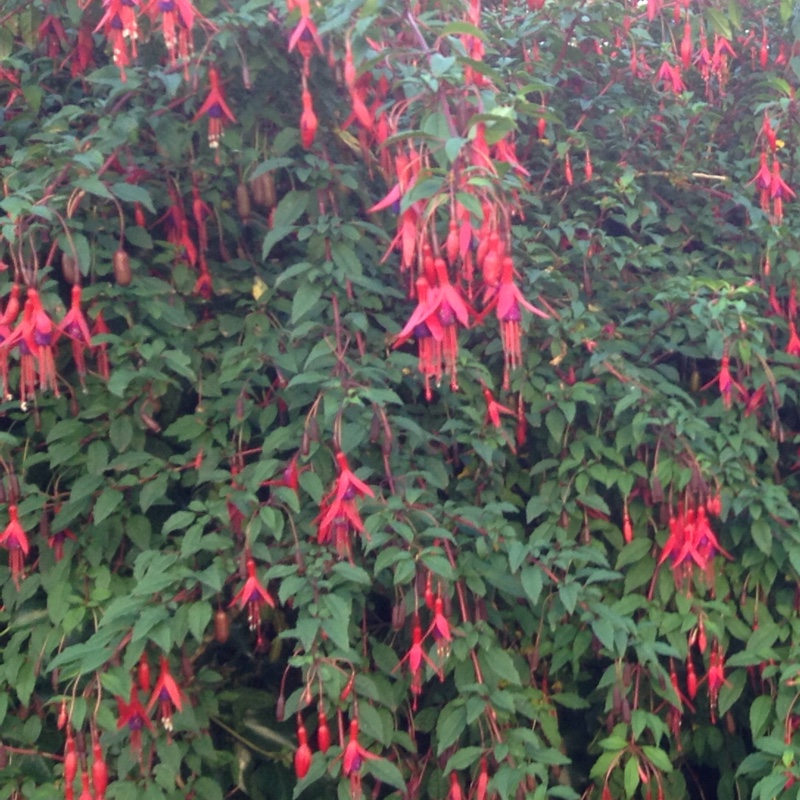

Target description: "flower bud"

left=113, top=248, right=132, bottom=286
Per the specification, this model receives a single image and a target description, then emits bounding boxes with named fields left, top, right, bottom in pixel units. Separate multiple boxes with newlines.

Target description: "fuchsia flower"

left=342, top=719, right=378, bottom=776
left=700, top=346, right=746, bottom=409
left=147, top=655, right=184, bottom=733
left=481, top=383, right=514, bottom=429
left=287, top=0, right=323, bottom=58
left=658, top=504, right=732, bottom=590
left=57, top=285, right=93, bottom=387
left=230, top=557, right=275, bottom=646
left=0, top=504, right=29, bottom=587
left=144, top=0, right=200, bottom=73
left=94, top=0, right=141, bottom=80
left=394, top=618, right=441, bottom=707
left=769, top=159, right=795, bottom=224
left=116, top=689, right=154, bottom=759
left=656, top=60, right=685, bottom=94
left=192, top=67, right=236, bottom=153
left=393, top=257, right=473, bottom=392
left=706, top=640, right=729, bottom=723
left=299, top=88, right=318, bottom=149
left=479, top=256, right=550, bottom=390
left=315, top=452, right=374, bottom=557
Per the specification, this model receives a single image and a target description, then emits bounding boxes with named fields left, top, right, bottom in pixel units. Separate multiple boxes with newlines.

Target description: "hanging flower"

left=342, top=719, right=378, bottom=776
left=315, top=452, right=375, bottom=557
left=230, top=557, right=275, bottom=646
left=0, top=504, right=29, bottom=587
left=394, top=618, right=440, bottom=707
left=57, top=285, right=93, bottom=387
left=480, top=256, right=551, bottom=390
left=116, top=689, right=154, bottom=759
left=294, top=718, right=312, bottom=779
left=299, top=87, right=318, bottom=149
left=192, top=67, right=236, bottom=151
left=147, top=655, right=185, bottom=733
left=94, top=0, right=141, bottom=80
left=144, top=0, right=199, bottom=72
left=91, top=311, right=111, bottom=381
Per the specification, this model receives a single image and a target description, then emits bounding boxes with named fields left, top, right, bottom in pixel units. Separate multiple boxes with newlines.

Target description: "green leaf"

left=436, top=702, right=466, bottom=754
left=188, top=602, right=212, bottom=643
left=520, top=566, right=543, bottom=606
left=624, top=756, right=640, bottom=799
left=110, top=183, right=156, bottom=213
left=262, top=226, right=294, bottom=260
left=366, top=757, right=407, bottom=791
left=291, top=282, right=323, bottom=324
left=751, top=519, right=772, bottom=556
left=749, top=695, right=772, bottom=739
left=272, top=190, right=309, bottom=229
left=545, top=408, right=565, bottom=445
left=641, top=746, right=672, bottom=773
left=444, top=746, right=484, bottom=774
left=705, top=7, right=732, bottom=40
left=109, top=416, right=134, bottom=452
left=616, top=539, right=652, bottom=569
left=481, top=647, right=521, bottom=686
left=93, top=488, right=124, bottom=525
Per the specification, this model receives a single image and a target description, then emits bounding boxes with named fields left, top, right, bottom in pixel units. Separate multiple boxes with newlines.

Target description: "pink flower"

left=0, top=504, right=28, bottom=587
left=147, top=655, right=184, bottom=733
left=230, top=558, right=275, bottom=646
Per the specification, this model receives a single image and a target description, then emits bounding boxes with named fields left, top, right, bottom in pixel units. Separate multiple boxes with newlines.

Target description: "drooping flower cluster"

left=0, top=284, right=106, bottom=408
left=658, top=491, right=730, bottom=592
left=749, top=113, right=795, bottom=225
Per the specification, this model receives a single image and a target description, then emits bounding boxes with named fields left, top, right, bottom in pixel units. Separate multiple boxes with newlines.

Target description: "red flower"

left=788, top=321, right=800, bottom=357
left=0, top=504, right=29, bottom=587
left=394, top=618, right=440, bottom=706
left=392, top=257, right=473, bottom=392
left=91, top=311, right=111, bottom=381
left=481, top=383, right=515, bottom=429
left=144, top=0, right=200, bottom=72
left=315, top=452, right=374, bottom=557
left=116, top=689, right=154, bottom=759
left=91, top=729, right=109, bottom=800
left=94, top=0, right=141, bottom=80
left=299, top=88, right=318, bottom=149
left=706, top=641, right=730, bottom=723
left=57, top=285, right=93, bottom=387
left=294, top=719, right=312, bottom=779
left=230, top=557, right=275, bottom=644
left=147, top=655, right=184, bottom=732
left=700, top=347, right=746, bottom=409
left=192, top=67, right=236, bottom=152
left=770, top=159, right=795, bottom=224
left=342, top=719, right=378, bottom=776
left=287, top=0, right=323, bottom=57
left=480, top=256, right=550, bottom=390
